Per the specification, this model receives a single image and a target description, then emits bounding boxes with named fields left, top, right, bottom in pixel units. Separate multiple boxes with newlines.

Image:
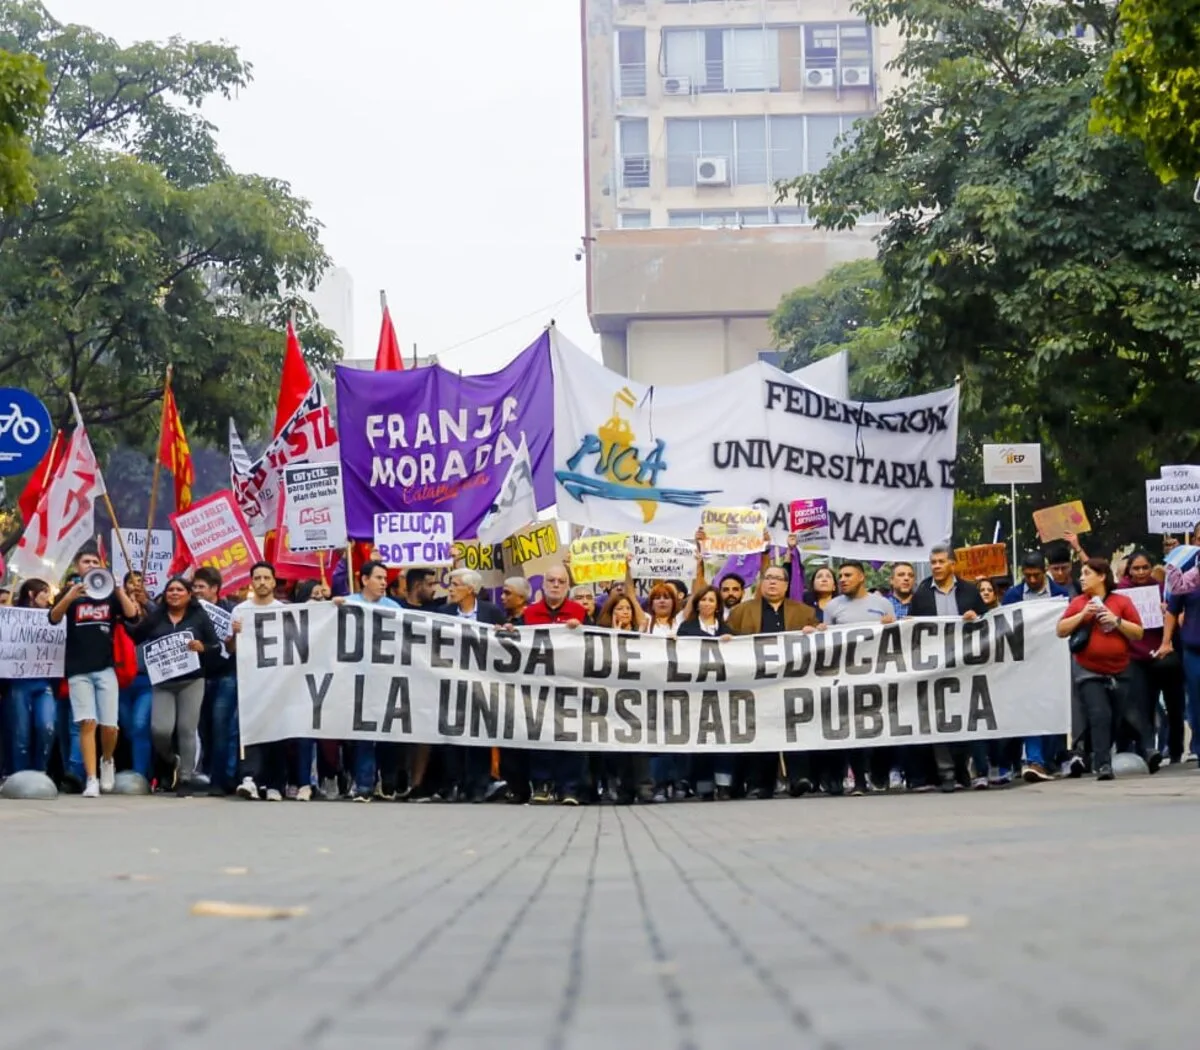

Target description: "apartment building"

left=581, top=0, right=901, bottom=383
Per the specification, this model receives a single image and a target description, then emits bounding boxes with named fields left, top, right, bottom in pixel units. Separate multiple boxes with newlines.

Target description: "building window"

left=663, top=27, right=780, bottom=93
left=667, top=209, right=771, bottom=228
left=772, top=206, right=809, bottom=225
left=617, top=211, right=652, bottom=228
left=616, top=28, right=646, bottom=98
left=618, top=118, right=650, bottom=188
left=802, top=22, right=873, bottom=88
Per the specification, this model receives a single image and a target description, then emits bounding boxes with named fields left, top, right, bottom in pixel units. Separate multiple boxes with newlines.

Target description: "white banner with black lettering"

left=0, top=606, right=65, bottom=678
left=236, top=602, right=1069, bottom=751
left=551, top=337, right=958, bottom=560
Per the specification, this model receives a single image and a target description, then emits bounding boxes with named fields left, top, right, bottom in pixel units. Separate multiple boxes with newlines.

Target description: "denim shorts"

left=68, top=668, right=120, bottom=727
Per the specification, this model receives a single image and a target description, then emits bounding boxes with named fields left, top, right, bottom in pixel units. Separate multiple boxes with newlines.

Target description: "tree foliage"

left=0, top=45, right=47, bottom=213
left=0, top=1, right=338, bottom=452
left=1092, top=0, right=1200, bottom=183
left=779, top=0, right=1200, bottom=550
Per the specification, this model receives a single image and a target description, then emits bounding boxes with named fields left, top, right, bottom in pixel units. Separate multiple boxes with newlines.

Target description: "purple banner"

left=336, top=332, right=554, bottom=540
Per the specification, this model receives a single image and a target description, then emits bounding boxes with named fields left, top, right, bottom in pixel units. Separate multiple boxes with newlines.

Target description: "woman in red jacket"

left=1056, top=558, right=1151, bottom=780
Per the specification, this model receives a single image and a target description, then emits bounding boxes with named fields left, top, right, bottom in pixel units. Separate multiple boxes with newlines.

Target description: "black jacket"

left=128, top=603, right=223, bottom=682
left=909, top=577, right=988, bottom=619
left=436, top=599, right=507, bottom=626
left=677, top=618, right=722, bottom=638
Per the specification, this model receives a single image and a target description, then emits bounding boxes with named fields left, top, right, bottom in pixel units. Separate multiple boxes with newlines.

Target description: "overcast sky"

left=49, top=0, right=596, bottom=373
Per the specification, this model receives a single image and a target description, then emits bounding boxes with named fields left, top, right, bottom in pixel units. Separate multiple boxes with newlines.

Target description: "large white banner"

left=236, top=602, right=1069, bottom=752
left=551, top=340, right=959, bottom=560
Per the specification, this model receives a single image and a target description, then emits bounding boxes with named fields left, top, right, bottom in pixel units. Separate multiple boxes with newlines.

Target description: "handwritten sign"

left=629, top=534, right=695, bottom=581
left=1146, top=476, right=1200, bottom=534
left=374, top=511, right=454, bottom=567
left=788, top=499, right=830, bottom=550
left=451, top=539, right=507, bottom=588
left=144, top=631, right=200, bottom=686
left=0, top=606, right=65, bottom=678
left=1114, top=585, right=1164, bottom=630
left=282, top=463, right=346, bottom=552
left=111, top=528, right=174, bottom=594
left=700, top=507, right=767, bottom=557
left=502, top=521, right=560, bottom=579
left=1032, top=500, right=1090, bottom=542
left=569, top=533, right=629, bottom=584
left=954, top=543, right=1008, bottom=580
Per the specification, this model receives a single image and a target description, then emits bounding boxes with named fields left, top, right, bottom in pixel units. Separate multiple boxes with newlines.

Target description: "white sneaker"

left=99, top=758, right=116, bottom=794
left=82, top=777, right=100, bottom=798
left=265, top=788, right=283, bottom=802
left=296, top=785, right=312, bottom=802
left=236, top=777, right=259, bottom=800
left=888, top=769, right=904, bottom=791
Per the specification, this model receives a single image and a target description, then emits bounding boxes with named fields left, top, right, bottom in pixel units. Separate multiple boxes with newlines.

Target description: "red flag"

left=158, top=381, right=194, bottom=512
left=273, top=319, right=312, bottom=437
left=375, top=304, right=404, bottom=372
left=17, top=428, right=64, bottom=524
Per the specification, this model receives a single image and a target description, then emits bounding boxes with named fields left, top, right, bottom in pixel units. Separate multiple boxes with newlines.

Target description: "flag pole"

left=68, top=393, right=135, bottom=575
left=143, top=364, right=172, bottom=576
left=412, top=342, right=418, bottom=369
left=347, top=542, right=356, bottom=594
left=380, top=289, right=388, bottom=315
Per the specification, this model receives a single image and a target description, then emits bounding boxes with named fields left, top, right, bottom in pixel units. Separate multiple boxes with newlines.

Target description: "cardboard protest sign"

left=172, top=491, right=262, bottom=594
left=451, top=539, right=507, bottom=588
left=788, top=499, right=830, bottom=550
left=1032, top=500, right=1090, bottom=542
left=281, top=463, right=346, bottom=552
left=502, top=521, right=560, bottom=580
left=954, top=543, right=1008, bottom=580
left=111, top=529, right=174, bottom=594
left=569, top=533, right=628, bottom=584
left=699, top=508, right=767, bottom=557
left=1114, top=585, right=1164, bottom=630
left=144, top=631, right=200, bottom=686
left=374, top=512, right=454, bottom=567
left=629, top=534, right=695, bottom=581
left=1146, top=476, right=1200, bottom=534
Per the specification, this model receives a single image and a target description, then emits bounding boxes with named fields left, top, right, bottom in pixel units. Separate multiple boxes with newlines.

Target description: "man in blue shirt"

left=1163, top=578, right=1200, bottom=763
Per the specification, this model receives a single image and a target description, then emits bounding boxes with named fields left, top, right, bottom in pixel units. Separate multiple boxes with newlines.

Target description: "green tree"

left=1092, top=0, right=1200, bottom=183
left=0, top=46, right=47, bottom=212
left=780, top=0, right=1200, bottom=551
left=0, top=1, right=338, bottom=451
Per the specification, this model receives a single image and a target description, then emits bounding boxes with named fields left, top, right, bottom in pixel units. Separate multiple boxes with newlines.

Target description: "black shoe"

left=787, top=777, right=813, bottom=798
left=826, top=778, right=844, bottom=797
left=1147, top=752, right=1163, bottom=775
left=939, top=775, right=957, bottom=793
left=714, top=785, right=732, bottom=801
left=483, top=779, right=508, bottom=802
left=61, top=772, right=84, bottom=795
left=1097, top=764, right=1115, bottom=781
left=1067, top=755, right=1086, bottom=779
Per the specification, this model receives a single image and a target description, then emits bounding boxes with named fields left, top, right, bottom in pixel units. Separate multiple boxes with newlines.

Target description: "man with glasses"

left=726, top=564, right=819, bottom=799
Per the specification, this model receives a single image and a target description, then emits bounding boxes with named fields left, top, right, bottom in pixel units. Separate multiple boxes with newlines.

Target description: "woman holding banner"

left=9, top=580, right=57, bottom=774
left=129, top=577, right=223, bottom=794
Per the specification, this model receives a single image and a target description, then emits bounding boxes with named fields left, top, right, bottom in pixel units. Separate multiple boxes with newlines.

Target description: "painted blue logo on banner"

left=0, top=388, right=52, bottom=476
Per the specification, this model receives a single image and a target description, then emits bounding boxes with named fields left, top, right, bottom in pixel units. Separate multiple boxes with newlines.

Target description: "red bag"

left=113, top=623, right=138, bottom=690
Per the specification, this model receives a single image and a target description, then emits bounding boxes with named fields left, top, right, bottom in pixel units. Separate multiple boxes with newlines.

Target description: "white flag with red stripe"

left=10, top=421, right=106, bottom=583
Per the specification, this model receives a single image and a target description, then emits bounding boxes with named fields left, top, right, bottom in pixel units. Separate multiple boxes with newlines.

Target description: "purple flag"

left=336, top=332, right=554, bottom=540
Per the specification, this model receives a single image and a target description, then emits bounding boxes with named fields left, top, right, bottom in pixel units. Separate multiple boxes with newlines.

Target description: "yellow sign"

left=1032, top=500, right=1090, bottom=542
left=569, top=533, right=628, bottom=584
left=699, top=507, right=767, bottom=557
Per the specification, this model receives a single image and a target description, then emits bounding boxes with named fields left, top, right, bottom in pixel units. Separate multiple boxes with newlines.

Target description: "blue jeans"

left=9, top=680, right=57, bottom=772
left=1183, top=648, right=1200, bottom=759
left=206, top=675, right=240, bottom=791
left=56, top=700, right=84, bottom=782
left=1024, top=735, right=1066, bottom=767
left=295, top=739, right=316, bottom=788
left=118, top=673, right=153, bottom=778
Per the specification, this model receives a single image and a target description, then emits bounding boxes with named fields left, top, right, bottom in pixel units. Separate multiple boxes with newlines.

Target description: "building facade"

left=581, top=0, right=900, bottom=383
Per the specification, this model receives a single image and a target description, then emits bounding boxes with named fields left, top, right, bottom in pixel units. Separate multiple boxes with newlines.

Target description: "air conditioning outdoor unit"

left=663, top=75, right=692, bottom=96
left=695, top=156, right=729, bottom=187
left=841, top=66, right=871, bottom=86
left=805, top=67, right=835, bottom=88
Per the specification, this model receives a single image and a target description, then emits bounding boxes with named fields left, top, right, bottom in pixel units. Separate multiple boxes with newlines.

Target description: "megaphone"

left=83, top=568, right=114, bottom=600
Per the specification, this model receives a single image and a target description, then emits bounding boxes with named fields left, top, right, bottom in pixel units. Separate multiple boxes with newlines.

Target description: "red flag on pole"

left=374, top=293, right=404, bottom=372
left=158, top=381, right=195, bottom=512
left=273, top=319, right=312, bottom=437
left=17, top=428, right=64, bottom=524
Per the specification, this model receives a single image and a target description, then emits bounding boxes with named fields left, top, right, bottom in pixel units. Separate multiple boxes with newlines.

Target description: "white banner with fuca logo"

left=236, top=602, right=1069, bottom=752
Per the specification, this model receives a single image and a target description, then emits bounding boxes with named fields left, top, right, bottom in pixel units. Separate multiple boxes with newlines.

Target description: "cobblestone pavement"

left=2, top=766, right=1198, bottom=1050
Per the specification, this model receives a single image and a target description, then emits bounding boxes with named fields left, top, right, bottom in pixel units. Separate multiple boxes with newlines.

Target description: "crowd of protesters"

left=2, top=523, right=1198, bottom=805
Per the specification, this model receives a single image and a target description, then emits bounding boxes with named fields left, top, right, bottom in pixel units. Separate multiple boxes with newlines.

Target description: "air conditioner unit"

left=663, top=75, right=692, bottom=96
left=805, top=67, right=835, bottom=88
left=695, top=156, right=729, bottom=187
left=841, top=66, right=871, bottom=87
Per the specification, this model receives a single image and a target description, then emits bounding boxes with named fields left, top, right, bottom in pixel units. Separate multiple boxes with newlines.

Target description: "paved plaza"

left=2, top=768, right=1197, bottom=1050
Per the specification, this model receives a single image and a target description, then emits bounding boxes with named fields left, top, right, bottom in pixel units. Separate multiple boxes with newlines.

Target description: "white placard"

left=0, top=606, right=65, bottom=678
left=373, top=511, right=454, bottom=567
left=629, top=534, right=695, bottom=580
left=1145, top=477, right=1200, bottom=534
left=110, top=528, right=175, bottom=594
left=1114, top=586, right=1164, bottom=630
left=200, top=599, right=233, bottom=657
left=236, top=602, right=1072, bottom=751
left=282, top=462, right=346, bottom=552
left=1161, top=465, right=1200, bottom=480
left=982, top=444, right=1042, bottom=485
left=144, top=631, right=200, bottom=685
left=552, top=337, right=959, bottom=560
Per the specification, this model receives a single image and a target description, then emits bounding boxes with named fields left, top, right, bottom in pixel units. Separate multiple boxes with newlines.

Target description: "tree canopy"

left=0, top=44, right=47, bottom=214
left=779, top=0, right=1200, bottom=549
left=1092, top=0, right=1200, bottom=183
left=0, top=1, right=338, bottom=450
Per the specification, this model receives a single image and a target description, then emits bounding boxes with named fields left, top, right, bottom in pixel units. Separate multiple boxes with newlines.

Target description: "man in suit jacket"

left=726, top=564, right=820, bottom=798
left=438, top=568, right=507, bottom=625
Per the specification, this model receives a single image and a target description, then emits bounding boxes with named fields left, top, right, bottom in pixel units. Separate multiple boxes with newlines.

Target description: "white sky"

left=48, top=0, right=597, bottom=373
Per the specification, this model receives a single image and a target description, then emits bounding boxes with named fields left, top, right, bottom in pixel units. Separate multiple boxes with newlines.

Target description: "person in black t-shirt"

left=48, top=547, right=141, bottom=798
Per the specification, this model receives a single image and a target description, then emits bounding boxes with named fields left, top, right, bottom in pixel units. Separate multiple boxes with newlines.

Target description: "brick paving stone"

left=2, top=767, right=1199, bottom=1050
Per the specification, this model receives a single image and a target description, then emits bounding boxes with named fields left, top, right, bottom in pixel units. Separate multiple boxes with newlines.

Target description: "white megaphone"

left=83, top=568, right=114, bottom=600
